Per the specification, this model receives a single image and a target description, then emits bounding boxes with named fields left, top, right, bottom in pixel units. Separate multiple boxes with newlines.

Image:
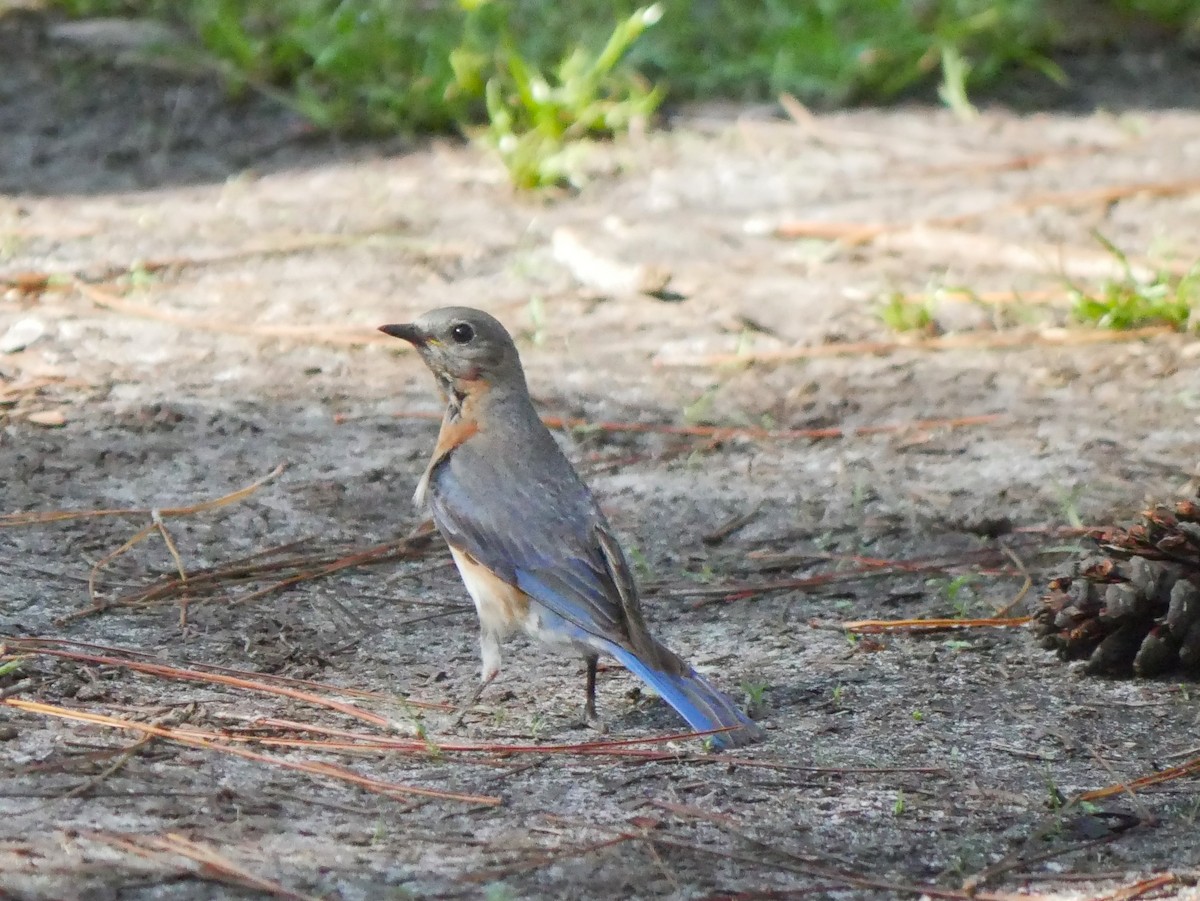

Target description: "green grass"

left=49, top=0, right=1200, bottom=187
left=1072, top=270, right=1198, bottom=331
left=876, top=292, right=937, bottom=333
left=740, top=679, right=769, bottom=712
left=50, top=0, right=1061, bottom=114
left=464, top=3, right=664, bottom=187
left=928, top=573, right=983, bottom=617
left=1116, top=0, right=1200, bottom=26
left=878, top=240, right=1200, bottom=338
left=1071, top=235, right=1199, bottom=331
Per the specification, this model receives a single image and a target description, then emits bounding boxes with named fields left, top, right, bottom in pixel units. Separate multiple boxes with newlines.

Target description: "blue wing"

left=427, top=434, right=629, bottom=645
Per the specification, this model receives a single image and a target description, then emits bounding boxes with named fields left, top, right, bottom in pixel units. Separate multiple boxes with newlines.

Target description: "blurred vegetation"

left=49, top=0, right=1200, bottom=186
left=1071, top=235, right=1200, bottom=332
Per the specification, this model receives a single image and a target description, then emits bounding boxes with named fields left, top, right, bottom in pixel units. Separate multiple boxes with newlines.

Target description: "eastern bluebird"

left=379, top=307, right=763, bottom=748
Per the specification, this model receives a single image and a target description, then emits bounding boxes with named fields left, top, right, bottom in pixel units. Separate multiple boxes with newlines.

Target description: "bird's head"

left=379, top=306, right=524, bottom=398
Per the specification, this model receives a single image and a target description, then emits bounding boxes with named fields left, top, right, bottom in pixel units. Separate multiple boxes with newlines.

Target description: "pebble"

left=0, top=317, right=46, bottom=353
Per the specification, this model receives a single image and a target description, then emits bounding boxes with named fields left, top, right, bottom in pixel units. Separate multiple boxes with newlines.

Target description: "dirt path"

left=2, top=20, right=1199, bottom=901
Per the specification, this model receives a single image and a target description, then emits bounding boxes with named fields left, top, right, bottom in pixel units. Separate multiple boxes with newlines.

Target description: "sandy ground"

left=2, top=13, right=1200, bottom=901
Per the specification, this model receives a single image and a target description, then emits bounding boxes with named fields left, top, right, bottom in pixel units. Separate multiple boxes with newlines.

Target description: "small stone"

left=26, top=409, right=67, bottom=428
left=0, top=317, right=46, bottom=353
left=551, top=227, right=671, bottom=297
left=74, top=682, right=108, bottom=701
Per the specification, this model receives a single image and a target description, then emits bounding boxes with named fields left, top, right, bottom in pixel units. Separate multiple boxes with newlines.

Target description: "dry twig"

left=842, top=616, right=1032, bottom=634
left=1079, top=756, right=1200, bottom=802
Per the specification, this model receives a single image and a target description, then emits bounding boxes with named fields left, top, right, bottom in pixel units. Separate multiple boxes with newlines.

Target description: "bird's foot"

left=450, top=671, right=498, bottom=729
left=568, top=702, right=607, bottom=734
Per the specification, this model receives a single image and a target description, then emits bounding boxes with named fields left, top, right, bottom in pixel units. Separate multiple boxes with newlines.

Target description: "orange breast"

left=448, top=546, right=531, bottom=636
left=433, top=417, right=480, bottom=459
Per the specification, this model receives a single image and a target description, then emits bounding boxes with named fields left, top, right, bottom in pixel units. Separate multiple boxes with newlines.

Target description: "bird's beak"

left=378, top=323, right=425, bottom=346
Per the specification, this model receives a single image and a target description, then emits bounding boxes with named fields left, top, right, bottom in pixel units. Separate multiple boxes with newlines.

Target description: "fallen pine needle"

left=4, top=641, right=445, bottom=718
left=88, top=830, right=325, bottom=901
left=0, top=463, right=285, bottom=527
left=0, top=462, right=288, bottom=626
left=774, top=176, right=1200, bottom=246
left=644, top=831, right=1015, bottom=901
left=656, top=326, right=1177, bottom=367
left=5, top=637, right=403, bottom=702
left=1079, top=755, right=1200, bottom=802
left=890, top=288, right=1073, bottom=306
left=462, top=833, right=640, bottom=883
left=4, top=698, right=500, bottom=806
left=1087, top=873, right=1180, bottom=901
left=56, top=531, right=436, bottom=624
left=842, top=617, right=1032, bottom=634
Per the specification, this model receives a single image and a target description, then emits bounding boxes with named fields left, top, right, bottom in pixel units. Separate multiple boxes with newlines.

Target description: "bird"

left=379, top=306, right=764, bottom=748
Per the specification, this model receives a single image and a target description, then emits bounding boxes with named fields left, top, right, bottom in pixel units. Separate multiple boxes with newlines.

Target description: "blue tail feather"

left=608, top=645, right=763, bottom=748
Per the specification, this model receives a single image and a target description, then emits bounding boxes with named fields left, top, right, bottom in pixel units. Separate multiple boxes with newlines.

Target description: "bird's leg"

left=584, top=654, right=599, bottom=721
left=451, top=670, right=498, bottom=728
left=570, top=654, right=606, bottom=732
left=451, top=631, right=502, bottom=728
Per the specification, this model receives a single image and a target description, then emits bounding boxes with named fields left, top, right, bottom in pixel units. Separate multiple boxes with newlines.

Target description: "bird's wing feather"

left=427, top=447, right=630, bottom=643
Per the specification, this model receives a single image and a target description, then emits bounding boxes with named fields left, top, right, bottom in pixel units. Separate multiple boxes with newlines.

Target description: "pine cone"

left=1033, top=499, right=1200, bottom=676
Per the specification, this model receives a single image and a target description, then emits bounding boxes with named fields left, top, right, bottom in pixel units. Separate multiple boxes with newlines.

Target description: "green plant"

left=626, top=545, right=651, bottom=579
left=483, top=883, right=518, bottom=901
left=528, top=712, right=547, bottom=740
left=422, top=732, right=443, bottom=761
left=625, top=0, right=1056, bottom=106
left=127, top=262, right=162, bottom=288
left=1114, top=0, right=1200, bottom=27
left=893, top=791, right=907, bottom=816
left=932, top=573, right=981, bottom=617
left=192, top=0, right=471, bottom=133
left=1071, top=235, right=1198, bottom=331
left=1054, top=484, right=1086, bottom=529
left=741, top=680, right=769, bottom=711
left=937, top=45, right=977, bottom=120
left=1043, top=771, right=1067, bottom=811
left=524, top=295, right=548, bottom=345
left=370, top=816, right=388, bottom=844
left=877, top=293, right=936, bottom=334
left=50, top=1, right=1200, bottom=188
left=681, top=386, right=719, bottom=425
left=457, top=2, right=664, bottom=188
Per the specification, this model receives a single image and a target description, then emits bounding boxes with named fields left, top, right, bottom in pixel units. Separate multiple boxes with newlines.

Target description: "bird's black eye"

left=450, top=323, right=474, bottom=344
